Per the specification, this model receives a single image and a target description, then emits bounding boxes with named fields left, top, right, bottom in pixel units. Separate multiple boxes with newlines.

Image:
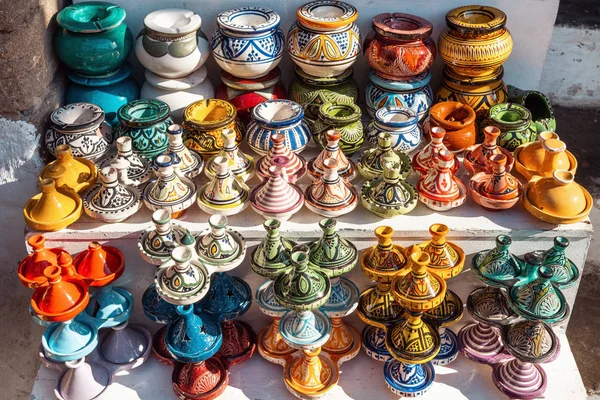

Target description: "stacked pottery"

left=460, top=234, right=578, bottom=399
left=481, top=103, right=537, bottom=151
left=364, top=13, right=436, bottom=121
left=464, top=126, right=514, bottom=175
left=308, top=129, right=357, bottom=182
left=197, top=156, right=250, bottom=216
left=211, top=7, right=285, bottom=121
left=22, top=239, right=150, bottom=400
left=136, top=9, right=212, bottom=121
left=469, top=154, right=523, bottom=211
left=55, top=2, right=138, bottom=126
left=436, top=5, right=512, bottom=121
left=312, top=102, right=363, bottom=155
left=514, top=133, right=578, bottom=181
left=412, top=127, right=460, bottom=177
left=137, top=209, right=192, bottom=266
left=99, top=137, right=152, bottom=186
left=250, top=163, right=304, bottom=221
left=206, top=129, right=255, bottom=182
left=257, top=133, right=307, bottom=183
left=358, top=132, right=411, bottom=181
left=160, top=124, right=205, bottom=179
left=366, top=106, right=421, bottom=154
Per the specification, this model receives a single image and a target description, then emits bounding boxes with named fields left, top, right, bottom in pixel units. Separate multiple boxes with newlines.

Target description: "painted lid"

left=217, top=7, right=280, bottom=34
left=252, top=100, right=304, bottom=128
left=19, top=235, right=61, bottom=287
left=198, top=273, right=252, bottom=320
left=73, top=242, right=125, bottom=287
left=297, top=1, right=358, bottom=30
left=145, top=66, right=208, bottom=90
left=31, top=266, right=89, bottom=322
left=308, top=218, right=358, bottom=277
left=251, top=219, right=296, bottom=278
left=85, top=286, right=132, bottom=327
left=50, top=103, right=105, bottom=132
left=118, top=99, right=170, bottom=128
left=370, top=70, right=431, bottom=91
left=251, top=165, right=304, bottom=214
left=472, top=235, right=523, bottom=286
left=67, top=64, right=133, bottom=87
left=392, top=251, right=447, bottom=311
left=385, top=310, right=440, bottom=363
left=423, top=289, right=464, bottom=327
left=372, top=13, right=433, bottom=41
left=195, top=214, right=245, bottom=267
left=183, top=99, right=237, bottom=130
left=221, top=67, right=281, bottom=91
left=502, top=320, right=558, bottom=362
left=144, top=9, right=201, bottom=35
left=418, top=223, right=465, bottom=279
left=446, top=5, right=507, bottom=34
left=57, top=2, right=126, bottom=33
left=375, top=106, right=418, bottom=128
left=155, top=246, right=211, bottom=305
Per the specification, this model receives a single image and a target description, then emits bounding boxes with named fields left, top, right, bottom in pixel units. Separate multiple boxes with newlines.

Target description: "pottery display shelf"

left=27, top=145, right=590, bottom=399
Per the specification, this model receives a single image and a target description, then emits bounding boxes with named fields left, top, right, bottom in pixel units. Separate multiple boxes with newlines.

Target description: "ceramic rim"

left=67, top=64, right=133, bottom=87
left=374, top=106, right=418, bottom=128
left=488, top=103, right=532, bottom=130
left=372, top=13, right=433, bottom=41
left=50, top=103, right=105, bottom=132
left=252, top=100, right=304, bottom=128
left=317, top=102, right=361, bottom=125
left=57, top=2, right=126, bottom=33
left=221, top=67, right=281, bottom=91
left=370, top=70, right=431, bottom=91
left=183, top=99, right=237, bottom=129
left=144, top=9, right=202, bottom=36
left=443, top=65, right=504, bottom=86
left=217, top=7, right=280, bottom=34
left=118, top=99, right=170, bottom=128
left=297, top=1, right=358, bottom=30
left=446, top=5, right=507, bottom=34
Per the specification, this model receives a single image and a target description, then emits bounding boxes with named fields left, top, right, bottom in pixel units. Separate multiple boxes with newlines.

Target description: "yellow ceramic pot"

left=524, top=170, right=592, bottom=224
left=514, top=135, right=577, bottom=180
left=39, top=144, right=97, bottom=193
left=438, top=5, right=513, bottom=77
left=182, top=99, right=244, bottom=156
left=436, top=66, right=508, bottom=120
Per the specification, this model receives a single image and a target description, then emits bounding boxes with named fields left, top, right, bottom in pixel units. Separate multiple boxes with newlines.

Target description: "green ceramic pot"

left=313, top=102, right=363, bottom=156
left=116, top=99, right=172, bottom=160
left=55, top=2, right=133, bottom=76
left=508, top=85, right=557, bottom=133
left=481, top=103, right=537, bottom=152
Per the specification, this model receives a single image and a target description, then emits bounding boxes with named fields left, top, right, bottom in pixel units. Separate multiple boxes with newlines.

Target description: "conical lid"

left=85, top=286, right=132, bottom=326
left=19, top=235, right=61, bottom=286
left=541, top=236, right=579, bottom=287
left=418, top=224, right=465, bottom=279
left=392, top=251, right=447, bottom=311
left=358, top=132, right=411, bottom=180
left=307, top=218, right=357, bottom=277
left=308, top=130, right=356, bottom=181
left=148, top=155, right=195, bottom=203
left=198, top=272, right=251, bottom=320
left=252, top=165, right=303, bottom=213
left=100, top=137, right=151, bottom=185
left=100, top=322, right=149, bottom=364
left=31, top=266, right=89, bottom=322
left=279, top=308, right=331, bottom=348
left=305, top=158, right=357, bottom=215
left=44, top=318, right=96, bottom=360
left=417, top=150, right=461, bottom=201
left=207, top=128, right=255, bottom=180
left=472, top=235, right=523, bottom=287
left=257, top=133, right=306, bottom=182
left=362, top=160, right=418, bottom=214
left=385, top=310, right=441, bottom=364
left=361, top=226, right=407, bottom=282
left=251, top=219, right=296, bottom=278
left=28, top=178, right=80, bottom=223
left=155, top=246, right=210, bottom=305
left=195, top=214, right=245, bottom=267
left=200, top=156, right=249, bottom=209
left=412, top=127, right=457, bottom=175
left=274, top=248, right=331, bottom=312
left=41, top=144, right=97, bottom=193
left=85, top=166, right=140, bottom=218
left=165, top=124, right=203, bottom=176
left=502, top=320, right=558, bottom=362
left=423, top=289, right=463, bottom=327
left=58, top=358, right=109, bottom=400
left=73, top=242, right=124, bottom=287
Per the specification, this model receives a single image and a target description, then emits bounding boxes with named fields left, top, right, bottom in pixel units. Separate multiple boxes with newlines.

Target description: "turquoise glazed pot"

left=55, top=2, right=133, bottom=76
left=116, top=99, right=172, bottom=160
left=65, top=64, right=139, bottom=127
left=366, top=71, right=433, bottom=120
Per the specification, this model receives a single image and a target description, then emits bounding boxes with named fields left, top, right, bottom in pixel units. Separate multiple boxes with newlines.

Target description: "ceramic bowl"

left=366, top=70, right=433, bottom=119
left=367, top=106, right=421, bottom=154
left=424, top=101, right=477, bottom=153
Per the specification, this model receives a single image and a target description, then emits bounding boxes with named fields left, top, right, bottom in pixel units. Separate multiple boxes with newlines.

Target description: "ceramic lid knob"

left=539, top=131, right=559, bottom=142
left=436, top=149, right=454, bottom=169
left=430, top=127, right=446, bottom=143
left=116, top=136, right=133, bottom=155
left=322, top=158, right=339, bottom=180
left=542, top=138, right=566, bottom=154
left=58, top=251, right=78, bottom=278
left=99, top=166, right=118, bottom=186
left=553, top=236, right=569, bottom=250
left=375, top=225, right=394, bottom=248
left=383, top=159, right=401, bottom=181
left=495, top=235, right=512, bottom=251
left=222, top=128, right=236, bottom=146
left=377, top=132, right=393, bottom=149
left=326, top=129, right=341, bottom=145
left=55, top=144, right=73, bottom=161
left=152, top=209, right=172, bottom=234
left=482, top=126, right=501, bottom=145
left=45, top=165, right=68, bottom=188
left=212, top=156, right=230, bottom=176
left=487, top=154, right=507, bottom=174
left=429, top=224, right=449, bottom=245
left=271, top=133, right=285, bottom=146
left=208, top=214, right=228, bottom=237
left=155, top=154, right=175, bottom=176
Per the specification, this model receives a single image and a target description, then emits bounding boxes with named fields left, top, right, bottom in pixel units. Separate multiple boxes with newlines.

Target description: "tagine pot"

left=206, top=128, right=255, bottom=182
left=246, top=100, right=311, bottom=155
left=305, top=158, right=358, bottom=218
left=364, top=13, right=436, bottom=80
left=40, top=144, right=97, bottom=194
left=138, top=209, right=190, bottom=266
left=250, top=165, right=304, bottom=221
left=308, top=129, right=357, bottom=182
left=313, top=102, right=363, bottom=155
left=508, top=85, right=557, bottom=132
left=289, top=66, right=359, bottom=128
left=45, top=103, right=113, bottom=162
left=424, top=101, right=476, bottom=153
left=55, top=2, right=133, bottom=76
left=464, top=126, right=514, bottom=175
left=540, top=236, right=580, bottom=288
left=472, top=235, right=523, bottom=287
left=367, top=106, right=421, bottom=154
left=19, top=235, right=63, bottom=288
left=469, top=154, right=523, bottom=211
left=519, top=138, right=578, bottom=180
left=358, top=132, right=411, bottom=181
left=482, top=103, right=537, bottom=151
left=197, top=156, right=250, bottom=216
left=73, top=242, right=124, bottom=287
left=366, top=70, right=433, bottom=120
left=161, top=124, right=204, bottom=179
left=116, top=99, right=172, bottom=160
left=65, top=64, right=139, bottom=127
left=24, top=176, right=83, bottom=232
left=211, top=7, right=285, bottom=79
left=417, top=149, right=467, bottom=212
left=438, top=5, right=513, bottom=77
left=256, top=134, right=307, bottom=183
left=216, top=68, right=287, bottom=125
left=182, top=98, right=244, bottom=156
left=288, top=0, right=361, bottom=77
left=135, top=9, right=210, bottom=79
left=155, top=246, right=211, bottom=305
left=524, top=170, right=592, bottom=224
left=31, top=266, right=89, bottom=322
left=99, top=137, right=151, bottom=186
left=436, top=66, right=508, bottom=121
left=412, top=127, right=459, bottom=177
left=141, top=66, right=215, bottom=122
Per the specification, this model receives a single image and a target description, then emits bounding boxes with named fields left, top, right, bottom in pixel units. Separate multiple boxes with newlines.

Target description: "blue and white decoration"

left=384, top=360, right=435, bottom=397
left=366, top=71, right=433, bottom=120
left=367, top=106, right=422, bottom=154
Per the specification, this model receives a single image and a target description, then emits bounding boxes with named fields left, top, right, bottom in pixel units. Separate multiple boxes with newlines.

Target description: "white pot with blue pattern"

left=367, top=106, right=422, bottom=154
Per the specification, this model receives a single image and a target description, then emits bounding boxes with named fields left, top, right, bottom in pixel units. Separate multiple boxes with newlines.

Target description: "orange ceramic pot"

left=30, top=266, right=89, bottom=322
left=469, top=154, right=523, bottom=211
left=524, top=170, right=592, bottom=224
left=464, top=126, right=514, bottom=174
left=18, top=235, right=63, bottom=288
left=513, top=131, right=559, bottom=179
left=73, top=242, right=125, bottom=287
left=533, top=138, right=577, bottom=179
left=424, top=102, right=476, bottom=153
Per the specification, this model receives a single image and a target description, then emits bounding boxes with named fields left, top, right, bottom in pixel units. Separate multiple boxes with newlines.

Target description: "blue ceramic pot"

left=384, top=360, right=435, bottom=397
left=366, top=71, right=433, bottom=120
left=165, top=305, right=222, bottom=363
left=211, top=7, right=284, bottom=79
left=84, top=286, right=133, bottom=328
left=197, top=273, right=252, bottom=321
left=55, top=2, right=133, bottom=76
left=366, top=106, right=421, bottom=154
left=66, top=64, right=139, bottom=127
left=42, top=317, right=99, bottom=362
left=246, top=100, right=311, bottom=155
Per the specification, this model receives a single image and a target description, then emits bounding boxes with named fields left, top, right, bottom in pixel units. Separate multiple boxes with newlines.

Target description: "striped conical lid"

left=257, top=133, right=306, bottom=182
left=253, top=165, right=302, bottom=213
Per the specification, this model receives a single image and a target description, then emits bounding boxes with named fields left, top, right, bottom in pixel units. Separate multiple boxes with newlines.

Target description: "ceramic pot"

left=195, top=214, right=247, bottom=270
left=313, top=102, right=363, bottom=155
left=289, top=66, right=359, bottom=129
left=135, top=9, right=209, bottom=79
left=55, top=2, right=133, bottom=76
left=250, top=165, right=304, bottom=221
left=30, top=266, right=89, bottom=322
left=524, top=170, right=592, bottom=224
left=84, top=166, right=142, bottom=223
left=18, top=235, right=63, bottom=288
left=161, top=124, right=204, bottom=179
left=288, top=1, right=361, bottom=77
left=116, top=99, right=172, bottom=160
left=464, top=126, right=514, bottom=175
left=305, top=158, right=358, bottom=217
left=198, top=156, right=250, bottom=216
left=412, top=127, right=460, bottom=177
left=471, top=235, right=523, bottom=286
left=514, top=133, right=577, bottom=180
left=364, top=13, right=435, bottom=79
left=367, top=106, right=421, bottom=154
left=216, top=68, right=287, bottom=125
left=417, top=149, right=467, bottom=211
left=40, top=144, right=98, bottom=194
left=256, top=134, right=307, bottom=183
left=99, top=137, right=152, bottom=186
left=182, top=99, right=244, bottom=156
left=508, top=85, right=556, bottom=133
left=533, top=138, right=577, bottom=178
left=211, top=7, right=284, bottom=79
left=438, top=5, right=513, bottom=77
left=141, top=67, right=215, bottom=121
left=73, top=242, right=125, bottom=287
left=469, top=154, right=523, bottom=211
left=366, top=70, right=433, bottom=120
left=424, top=101, right=476, bottom=153
left=482, top=103, right=537, bottom=151
left=246, top=100, right=311, bottom=155
left=206, top=129, right=255, bottom=182
left=155, top=247, right=210, bottom=305
left=436, top=66, right=508, bottom=121
left=358, top=132, right=411, bottom=181
left=138, top=209, right=191, bottom=266
left=65, top=64, right=139, bottom=127
left=308, top=129, right=357, bottom=181
left=45, top=103, right=113, bottom=162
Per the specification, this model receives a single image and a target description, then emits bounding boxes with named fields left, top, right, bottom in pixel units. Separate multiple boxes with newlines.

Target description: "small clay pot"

left=424, top=102, right=476, bottom=153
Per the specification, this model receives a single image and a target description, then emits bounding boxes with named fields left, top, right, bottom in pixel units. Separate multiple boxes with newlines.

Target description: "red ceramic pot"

left=18, top=235, right=63, bottom=288
left=216, top=68, right=287, bottom=125
left=424, top=101, right=477, bottom=153
left=364, top=13, right=436, bottom=80
left=30, top=266, right=89, bottom=322
left=73, top=242, right=125, bottom=287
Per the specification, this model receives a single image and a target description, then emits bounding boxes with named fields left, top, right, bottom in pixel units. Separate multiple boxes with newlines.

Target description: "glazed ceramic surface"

left=307, top=129, right=357, bottom=181
left=211, top=7, right=284, bottom=79
left=198, top=156, right=250, bottom=216
left=40, top=144, right=98, bottom=194
left=116, top=99, right=172, bottom=160
left=482, top=103, right=537, bottom=151
left=514, top=132, right=577, bottom=181
left=250, top=165, right=304, bottom=221
left=411, top=127, right=459, bottom=177
left=136, top=9, right=209, bottom=79
left=366, top=71, right=433, bottom=120
left=155, top=247, right=210, bottom=305
left=30, top=266, right=89, bottom=322
left=508, top=85, right=557, bottom=133
left=417, top=149, right=467, bottom=212
left=308, top=218, right=358, bottom=278
left=313, top=102, right=363, bottom=155
left=195, top=214, right=246, bottom=270
left=65, top=64, right=139, bottom=126
left=364, top=13, right=436, bottom=79
left=251, top=219, right=296, bottom=278
left=304, top=159, right=358, bottom=217
left=18, top=235, right=62, bottom=288
left=417, top=224, right=465, bottom=280
left=358, top=132, right=411, bottom=181
left=162, top=124, right=204, bottom=179
left=141, top=66, right=215, bottom=121
left=464, top=126, right=514, bottom=175
left=46, top=103, right=113, bottom=162
left=73, top=242, right=125, bottom=287
left=367, top=106, right=421, bottom=154
left=138, top=209, right=191, bottom=266
left=469, top=154, right=523, bottom=211
left=256, top=134, right=307, bottom=183
left=100, top=137, right=151, bottom=186
left=182, top=99, right=244, bottom=156
left=24, top=177, right=83, bottom=232
left=288, top=1, right=361, bottom=77
left=424, top=101, right=476, bottom=153
left=472, top=235, right=523, bottom=287
left=385, top=310, right=441, bottom=363
left=246, top=100, right=311, bottom=155
left=438, top=5, right=513, bottom=77
left=55, top=2, right=133, bottom=76
left=206, top=128, right=255, bottom=182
